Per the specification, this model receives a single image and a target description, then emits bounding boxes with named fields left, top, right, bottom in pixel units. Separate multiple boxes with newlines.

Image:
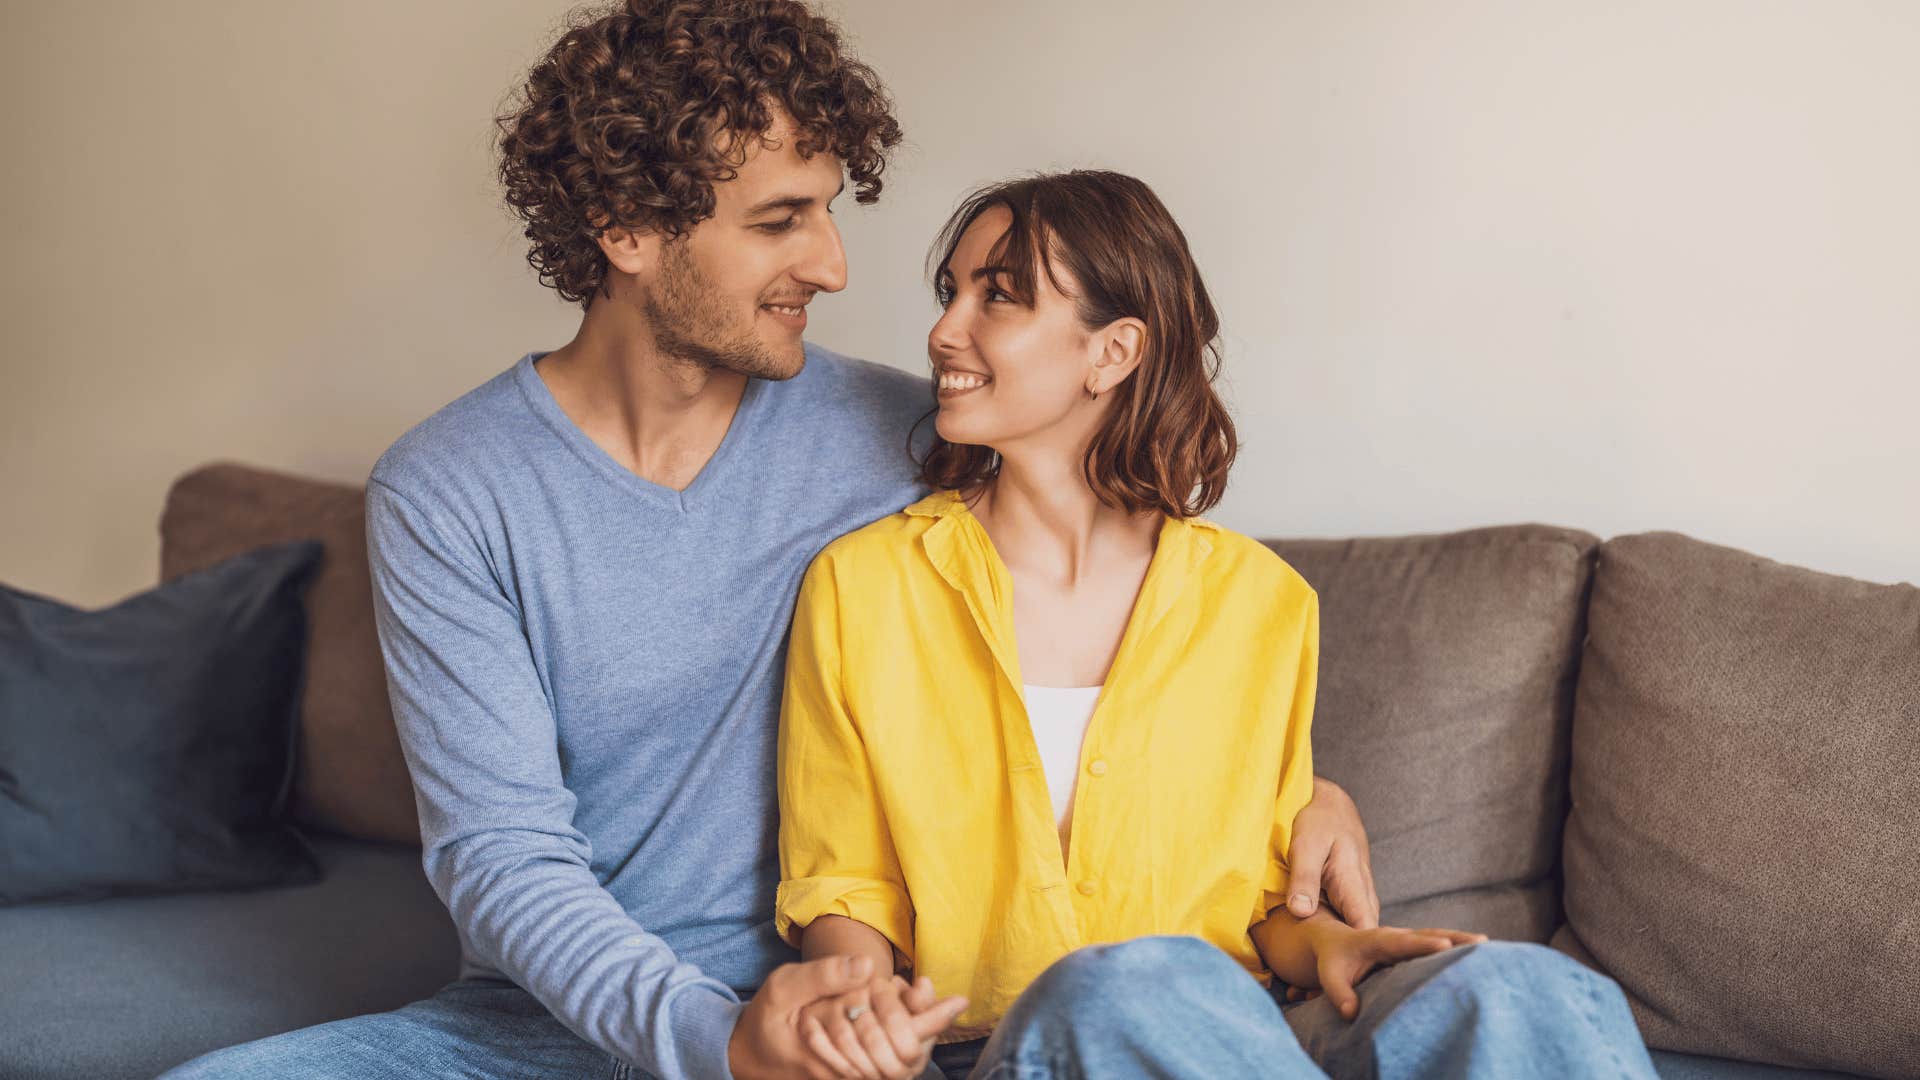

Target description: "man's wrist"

left=668, top=987, right=746, bottom=1080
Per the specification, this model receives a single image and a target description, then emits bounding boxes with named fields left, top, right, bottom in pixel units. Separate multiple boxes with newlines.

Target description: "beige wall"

left=4, top=1, right=1915, bottom=609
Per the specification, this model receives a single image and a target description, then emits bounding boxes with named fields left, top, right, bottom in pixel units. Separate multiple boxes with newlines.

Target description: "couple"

left=166, top=1, right=1656, bottom=1078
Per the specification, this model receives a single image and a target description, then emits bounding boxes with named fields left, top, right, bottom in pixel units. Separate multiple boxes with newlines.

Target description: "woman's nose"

left=928, top=308, right=968, bottom=355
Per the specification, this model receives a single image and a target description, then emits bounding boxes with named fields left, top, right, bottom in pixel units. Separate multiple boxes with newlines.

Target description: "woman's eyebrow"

left=935, top=263, right=1013, bottom=283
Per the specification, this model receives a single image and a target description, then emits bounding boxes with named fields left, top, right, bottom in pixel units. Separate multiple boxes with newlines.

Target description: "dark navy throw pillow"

left=0, top=539, right=324, bottom=905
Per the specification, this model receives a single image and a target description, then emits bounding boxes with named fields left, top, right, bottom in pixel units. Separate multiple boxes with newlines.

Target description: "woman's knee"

left=1441, top=941, right=1601, bottom=988
left=1032, top=935, right=1241, bottom=999
left=1002, top=934, right=1259, bottom=1037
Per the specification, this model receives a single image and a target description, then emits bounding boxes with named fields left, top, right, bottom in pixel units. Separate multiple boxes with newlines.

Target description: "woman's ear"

left=1088, top=317, right=1148, bottom=396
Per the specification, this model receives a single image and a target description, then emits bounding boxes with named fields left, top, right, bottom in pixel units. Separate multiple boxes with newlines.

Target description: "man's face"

left=637, top=111, right=849, bottom=381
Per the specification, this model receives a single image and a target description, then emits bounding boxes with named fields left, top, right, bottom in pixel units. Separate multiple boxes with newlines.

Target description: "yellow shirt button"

left=1077, top=880, right=1097, bottom=896
left=1088, top=759, right=1109, bottom=777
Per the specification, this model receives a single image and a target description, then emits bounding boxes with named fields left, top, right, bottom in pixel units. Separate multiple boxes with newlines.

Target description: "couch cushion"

left=0, top=836, right=460, bottom=1080
left=1555, top=532, right=1919, bottom=1078
left=2, top=540, right=323, bottom=905
left=161, top=462, right=418, bottom=845
left=1264, top=524, right=1598, bottom=942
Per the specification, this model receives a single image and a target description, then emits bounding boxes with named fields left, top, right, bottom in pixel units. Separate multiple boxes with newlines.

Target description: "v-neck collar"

left=907, top=488, right=1218, bottom=695
left=513, top=351, right=769, bottom=514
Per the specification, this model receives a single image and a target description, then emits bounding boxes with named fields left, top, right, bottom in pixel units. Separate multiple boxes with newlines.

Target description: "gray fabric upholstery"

left=1266, top=524, right=1599, bottom=943
left=0, top=837, right=460, bottom=1080
left=1557, top=532, right=1920, bottom=1079
left=1652, top=1050, right=1872, bottom=1080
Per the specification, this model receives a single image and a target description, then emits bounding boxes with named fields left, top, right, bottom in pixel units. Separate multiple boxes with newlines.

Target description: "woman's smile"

left=937, top=368, right=993, bottom=397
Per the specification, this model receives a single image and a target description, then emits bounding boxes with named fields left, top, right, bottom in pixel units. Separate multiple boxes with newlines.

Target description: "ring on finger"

left=845, top=1002, right=869, bottom=1022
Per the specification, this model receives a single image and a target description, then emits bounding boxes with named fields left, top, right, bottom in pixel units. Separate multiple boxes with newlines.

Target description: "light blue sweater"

left=364, top=344, right=932, bottom=1079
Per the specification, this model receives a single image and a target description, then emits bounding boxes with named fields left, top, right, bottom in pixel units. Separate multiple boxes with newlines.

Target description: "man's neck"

left=534, top=299, right=749, bottom=493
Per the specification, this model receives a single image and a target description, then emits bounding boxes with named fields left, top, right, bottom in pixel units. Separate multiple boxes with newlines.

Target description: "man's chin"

left=747, top=338, right=807, bottom=381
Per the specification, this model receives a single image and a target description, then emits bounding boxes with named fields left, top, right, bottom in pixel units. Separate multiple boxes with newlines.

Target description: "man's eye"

left=757, top=218, right=797, bottom=234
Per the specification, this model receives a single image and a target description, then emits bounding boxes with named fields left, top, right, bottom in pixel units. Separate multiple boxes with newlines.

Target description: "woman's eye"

left=985, top=287, right=1011, bottom=303
left=933, top=285, right=953, bottom=306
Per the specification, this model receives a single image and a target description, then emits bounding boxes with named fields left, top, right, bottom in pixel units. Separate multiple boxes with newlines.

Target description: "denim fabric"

left=159, top=980, right=627, bottom=1079
left=929, top=937, right=1658, bottom=1080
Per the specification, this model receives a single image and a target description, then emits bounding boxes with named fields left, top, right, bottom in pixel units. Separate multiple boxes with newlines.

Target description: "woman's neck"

left=970, top=456, right=1161, bottom=589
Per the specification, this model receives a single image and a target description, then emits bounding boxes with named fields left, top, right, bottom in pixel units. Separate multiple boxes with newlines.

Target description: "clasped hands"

left=728, top=953, right=966, bottom=1080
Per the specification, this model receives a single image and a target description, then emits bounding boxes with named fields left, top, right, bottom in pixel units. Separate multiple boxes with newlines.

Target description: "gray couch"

left=4, top=463, right=1913, bottom=1079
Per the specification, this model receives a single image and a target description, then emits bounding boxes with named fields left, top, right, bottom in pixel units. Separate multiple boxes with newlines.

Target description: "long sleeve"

left=1257, top=588, right=1320, bottom=923
left=773, top=554, right=915, bottom=961
left=364, top=478, right=740, bottom=1080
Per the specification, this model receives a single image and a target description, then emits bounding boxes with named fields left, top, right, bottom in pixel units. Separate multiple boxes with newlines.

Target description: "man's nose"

left=796, top=216, right=848, bottom=294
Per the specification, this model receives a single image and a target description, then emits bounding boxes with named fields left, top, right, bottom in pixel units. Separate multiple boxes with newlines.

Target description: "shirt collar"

left=910, top=488, right=1218, bottom=691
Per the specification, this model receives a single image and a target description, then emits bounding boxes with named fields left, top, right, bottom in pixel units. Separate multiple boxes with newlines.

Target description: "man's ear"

left=594, top=221, right=664, bottom=281
left=1089, top=317, right=1148, bottom=395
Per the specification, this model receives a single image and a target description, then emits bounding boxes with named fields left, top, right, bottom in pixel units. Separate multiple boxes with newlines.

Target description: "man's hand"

left=1285, top=777, right=1380, bottom=929
left=729, top=955, right=874, bottom=1080
left=794, top=972, right=965, bottom=1080
left=728, top=955, right=966, bottom=1080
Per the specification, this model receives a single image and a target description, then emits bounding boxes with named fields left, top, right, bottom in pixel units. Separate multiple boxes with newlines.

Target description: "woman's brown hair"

left=914, top=170, right=1238, bottom=519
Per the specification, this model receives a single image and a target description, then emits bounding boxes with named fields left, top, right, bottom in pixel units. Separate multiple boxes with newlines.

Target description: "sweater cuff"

left=667, top=986, right=745, bottom=1080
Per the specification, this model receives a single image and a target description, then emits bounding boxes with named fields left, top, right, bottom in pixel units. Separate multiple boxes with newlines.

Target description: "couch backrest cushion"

left=1553, top=532, right=1919, bottom=1077
left=1265, top=524, right=1599, bottom=942
left=161, top=462, right=419, bottom=846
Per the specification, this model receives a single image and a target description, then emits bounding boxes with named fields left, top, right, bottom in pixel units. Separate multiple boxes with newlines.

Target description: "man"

left=163, top=2, right=1384, bottom=1077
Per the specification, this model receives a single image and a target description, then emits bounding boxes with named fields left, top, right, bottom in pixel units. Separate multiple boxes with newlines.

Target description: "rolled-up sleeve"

left=1256, top=588, right=1320, bottom=924
left=774, top=553, right=915, bottom=962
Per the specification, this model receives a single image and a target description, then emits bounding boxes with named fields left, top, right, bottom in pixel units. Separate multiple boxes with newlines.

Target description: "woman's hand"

left=795, top=972, right=966, bottom=1080
left=1285, top=777, right=1380, bottom=928
left=1300, top=922, right=1487, bottom=1020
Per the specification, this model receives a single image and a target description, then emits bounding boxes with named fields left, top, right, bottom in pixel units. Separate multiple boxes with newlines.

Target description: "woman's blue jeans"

left=929, top=936, right=1659, bottom=1079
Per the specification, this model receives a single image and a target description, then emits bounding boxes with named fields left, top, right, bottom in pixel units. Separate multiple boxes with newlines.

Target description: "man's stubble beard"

left=644, top=241, right=803, bottom=381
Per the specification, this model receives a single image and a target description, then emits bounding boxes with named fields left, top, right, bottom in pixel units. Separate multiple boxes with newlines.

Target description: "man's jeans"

left=162, top=938, right=1657, bottom=1079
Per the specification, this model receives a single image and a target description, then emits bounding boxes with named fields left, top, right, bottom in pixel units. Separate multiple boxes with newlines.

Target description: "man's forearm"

left=428, top=828, right=742, bottom=1080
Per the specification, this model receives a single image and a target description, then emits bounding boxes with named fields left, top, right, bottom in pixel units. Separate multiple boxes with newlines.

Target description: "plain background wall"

left=3, top=0, right=1914, bottom=609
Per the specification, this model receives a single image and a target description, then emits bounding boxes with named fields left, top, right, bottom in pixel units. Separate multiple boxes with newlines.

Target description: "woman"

left=773, top=171, right=1654, bottom=1080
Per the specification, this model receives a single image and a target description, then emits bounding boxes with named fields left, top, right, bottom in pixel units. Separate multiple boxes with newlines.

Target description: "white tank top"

left=1020, top=683, right=1103, bottom=855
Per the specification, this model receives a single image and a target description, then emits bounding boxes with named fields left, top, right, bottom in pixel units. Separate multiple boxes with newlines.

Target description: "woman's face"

left=927, top=206, right=1109, bottom=452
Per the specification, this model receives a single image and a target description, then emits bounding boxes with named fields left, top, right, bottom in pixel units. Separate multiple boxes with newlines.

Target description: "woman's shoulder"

left=806, top=494, right=948, bottom=582
left=1186, top=517, right=1318, bottom=606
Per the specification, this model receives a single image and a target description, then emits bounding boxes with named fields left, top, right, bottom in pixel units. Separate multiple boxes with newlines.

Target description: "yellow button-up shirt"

left=775, top=489, right=1318, bottom=1039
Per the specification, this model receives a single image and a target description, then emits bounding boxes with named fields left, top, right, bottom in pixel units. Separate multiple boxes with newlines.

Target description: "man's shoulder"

left=369, top=358, right=532, bottom=501
left=795, top=342, right=929, bottom=423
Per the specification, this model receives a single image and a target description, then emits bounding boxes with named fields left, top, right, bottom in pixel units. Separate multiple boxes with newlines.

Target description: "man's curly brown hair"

left=496, top=0, right=902, bottom=308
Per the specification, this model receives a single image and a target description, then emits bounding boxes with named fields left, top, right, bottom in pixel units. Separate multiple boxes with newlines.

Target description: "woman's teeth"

left=938, top=372, right=990, bottom=391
